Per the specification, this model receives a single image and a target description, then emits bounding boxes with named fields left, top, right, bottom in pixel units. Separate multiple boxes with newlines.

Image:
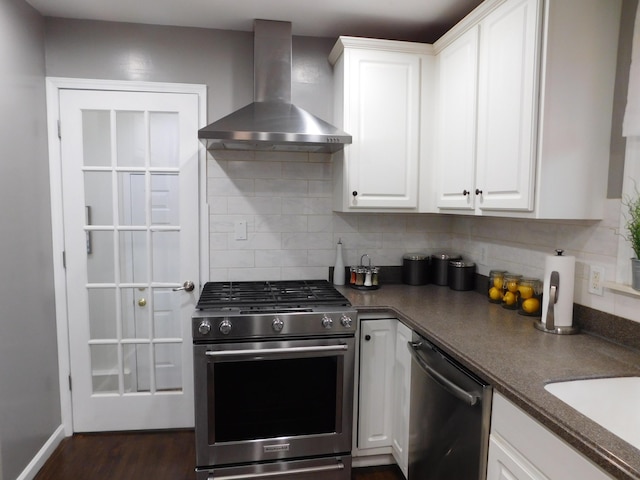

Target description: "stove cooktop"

left=196, top=280, right=350, bottom=310
left=193, top=280, right=355, bottom=341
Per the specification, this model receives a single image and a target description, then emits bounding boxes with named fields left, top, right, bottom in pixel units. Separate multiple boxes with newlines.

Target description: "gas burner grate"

left=196, top=280, right=350, bottom=310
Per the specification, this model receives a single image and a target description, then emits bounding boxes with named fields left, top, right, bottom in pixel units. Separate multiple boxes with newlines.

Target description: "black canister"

left=402, top=253, right=430, bottom=285
left=448, top=260, right=476, bottom=291
left=431, top=253, right=461, bottom=286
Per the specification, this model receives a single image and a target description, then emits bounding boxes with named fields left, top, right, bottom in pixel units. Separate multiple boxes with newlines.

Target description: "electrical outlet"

left=588, top=265, right=605, bottom=296
left=480, top=246, right=488, bottom=265
left=234, top=220, right=247, bottom=240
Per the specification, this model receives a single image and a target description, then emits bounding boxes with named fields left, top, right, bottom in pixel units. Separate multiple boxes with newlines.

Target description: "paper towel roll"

left=541, top=251, right=575, bottom=328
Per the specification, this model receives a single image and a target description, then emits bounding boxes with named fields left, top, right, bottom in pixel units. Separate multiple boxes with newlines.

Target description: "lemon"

left=518, top=285, right=534, bottom=299
left=522, top=298, right=540, bottom=314
left=503, top=291, right=517, bottom=306
left=493, top=277, right=504, bottom=289
left=489, top=287, right=503, bottom=301
left=506, top=281, right=519, bottom=293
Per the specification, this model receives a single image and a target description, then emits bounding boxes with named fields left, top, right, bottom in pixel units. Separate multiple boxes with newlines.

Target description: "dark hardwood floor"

left=34, top=430, right=404, bottom=480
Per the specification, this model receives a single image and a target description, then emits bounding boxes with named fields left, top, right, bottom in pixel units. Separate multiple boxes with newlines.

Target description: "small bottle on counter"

left=333, top=238, right=345, bottom=286
left=355, top=267, right=366, bottom=286
left=371, top=267, right=380, bottom=286
left=364, top=268, right=372, bottom=287
left=349, top=266, right=357, bottom=285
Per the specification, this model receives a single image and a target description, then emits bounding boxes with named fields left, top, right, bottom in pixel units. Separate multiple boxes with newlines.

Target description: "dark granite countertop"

left=338, top=284, right=640, bottom=480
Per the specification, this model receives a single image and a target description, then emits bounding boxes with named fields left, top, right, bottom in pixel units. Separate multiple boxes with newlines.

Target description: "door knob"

left=138, top=298, right=147, bottom=307
left=173, top=281, right=195, bottom=292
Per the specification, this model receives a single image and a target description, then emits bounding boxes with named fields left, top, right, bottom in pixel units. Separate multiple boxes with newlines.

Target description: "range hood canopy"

left=198, top=20, right=352, bottom=154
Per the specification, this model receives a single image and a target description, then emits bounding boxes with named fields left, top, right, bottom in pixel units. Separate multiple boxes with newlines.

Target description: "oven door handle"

left=209, top=461, right=345, bottom=480
left=205, top=344, right=349, bottom=357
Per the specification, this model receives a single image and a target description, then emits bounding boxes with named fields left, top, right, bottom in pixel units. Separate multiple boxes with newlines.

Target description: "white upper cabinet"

left=476, top=0, right=538, bottom=212
left=330, top=37, right=434, bottom=211
left=434, top=0, right=622, bottom=219
left=435, top=26, right=480, bottom=210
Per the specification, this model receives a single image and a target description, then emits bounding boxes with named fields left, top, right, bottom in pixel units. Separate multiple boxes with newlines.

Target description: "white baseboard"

left=352, top=453, right=395, bottom=468
left=16, top=425, right=65, bottom=480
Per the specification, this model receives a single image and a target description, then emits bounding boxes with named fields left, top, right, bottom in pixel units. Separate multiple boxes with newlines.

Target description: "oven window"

left=211, top=356, right=339, bottom=442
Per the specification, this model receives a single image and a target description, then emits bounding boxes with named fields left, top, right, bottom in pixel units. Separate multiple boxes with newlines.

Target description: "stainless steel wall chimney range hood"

left=198, top=20, right=352, bottom=153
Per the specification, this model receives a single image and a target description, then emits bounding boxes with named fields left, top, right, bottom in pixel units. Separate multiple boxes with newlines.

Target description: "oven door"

left=193, top=336, right=355, bottom=468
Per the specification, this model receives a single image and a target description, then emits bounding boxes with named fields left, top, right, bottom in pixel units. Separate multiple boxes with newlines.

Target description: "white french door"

left=58, top=88, right=200, bottom=432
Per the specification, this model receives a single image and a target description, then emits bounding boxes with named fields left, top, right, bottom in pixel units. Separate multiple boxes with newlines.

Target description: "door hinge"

left=62, top=251, right=66, bottom=269
left=57, top=119, right=61, bottom=139
left=68, top=375, right=72, bottom=391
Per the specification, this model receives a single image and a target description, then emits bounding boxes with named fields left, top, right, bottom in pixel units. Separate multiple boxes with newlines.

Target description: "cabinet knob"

left=475, top=188, right=483, bottom=195
left=364, top=334, right=371, bottom=341
left=352, top=191, right=358, bottom=197
left=463, top=189, right=469, bottom=196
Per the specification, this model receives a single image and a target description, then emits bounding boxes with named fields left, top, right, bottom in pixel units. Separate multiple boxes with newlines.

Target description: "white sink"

left=545, top=377, right=640, bottom=449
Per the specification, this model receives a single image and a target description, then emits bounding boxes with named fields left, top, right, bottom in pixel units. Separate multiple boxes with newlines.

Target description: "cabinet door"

left=436, top=26, right=479, bottom=210
left=491, top=393, right=613, bottom=480
left=391, top=322, right=412, bottom=478
left=487, top=434, right=548, bottom=480
left=476, top=0, right=539, bottom=211
left=346, top=50, right=420, bottom=209
left=358, top=319, right=396, bottom=449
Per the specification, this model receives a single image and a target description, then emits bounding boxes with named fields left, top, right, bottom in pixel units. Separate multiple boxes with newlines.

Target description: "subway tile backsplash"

left=207, top=151, right=638, bottom=323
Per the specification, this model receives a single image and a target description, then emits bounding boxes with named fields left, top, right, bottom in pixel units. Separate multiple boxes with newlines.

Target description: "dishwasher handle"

left=408, top=341, right=480, bottom=406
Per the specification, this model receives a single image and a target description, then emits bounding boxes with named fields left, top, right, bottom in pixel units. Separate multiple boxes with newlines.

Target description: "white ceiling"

left=24, top=0, right=484, bottom=43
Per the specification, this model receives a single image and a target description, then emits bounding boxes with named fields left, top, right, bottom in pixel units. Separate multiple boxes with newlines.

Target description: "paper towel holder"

left=534, top=251, right=579, bottom=335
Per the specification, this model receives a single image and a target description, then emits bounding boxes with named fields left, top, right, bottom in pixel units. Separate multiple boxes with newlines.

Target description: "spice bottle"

left=371, top=267, right=380, bottom=286
left=364, top=268, right=372, bottom=287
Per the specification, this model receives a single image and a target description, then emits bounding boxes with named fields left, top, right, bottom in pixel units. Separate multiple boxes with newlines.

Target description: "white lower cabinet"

left=391, top=322, right=412, bottom=478
left=488, top=393, right=613, bottom=480
left=358, top=319, right=396, bottom=450
left=357, top=318, right=411, bottom=477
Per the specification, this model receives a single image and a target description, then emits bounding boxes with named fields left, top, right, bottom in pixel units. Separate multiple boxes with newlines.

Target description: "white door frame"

left=46, top=78, right=208, bottom=436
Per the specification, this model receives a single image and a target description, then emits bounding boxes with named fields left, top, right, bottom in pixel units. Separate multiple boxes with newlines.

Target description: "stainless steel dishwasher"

left=407, top=332, right=492, bottom=480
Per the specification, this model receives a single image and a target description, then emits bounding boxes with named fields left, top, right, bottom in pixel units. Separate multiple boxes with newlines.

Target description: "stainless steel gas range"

left=192, top=280, right=356, bottom=480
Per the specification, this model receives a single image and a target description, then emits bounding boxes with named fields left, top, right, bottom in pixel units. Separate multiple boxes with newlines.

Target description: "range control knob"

left=321, top=315, right=333, bottom=329
left=198, top=320, right=212, bottom=335
left=272, top=317, right=284, bottom=332
left=219, top=319, right=232, bottom=335
left=340, top=315, right=353, bottom=328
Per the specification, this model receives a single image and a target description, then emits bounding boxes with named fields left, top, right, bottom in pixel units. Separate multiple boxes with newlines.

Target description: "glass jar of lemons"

left=488, top=270, right=507, bottom=303
left=517, top=277, right=542, bottom=316
left=501, top=274, right=522, bottom=309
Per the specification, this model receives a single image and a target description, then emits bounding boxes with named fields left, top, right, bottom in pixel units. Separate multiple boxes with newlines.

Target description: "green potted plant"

left=622, top=187, right=640, bottom=290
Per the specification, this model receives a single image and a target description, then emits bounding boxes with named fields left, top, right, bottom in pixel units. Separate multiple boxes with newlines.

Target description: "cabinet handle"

left=475, top=188, right=483, bottom=195
left=463, top=190, right=469, bottom=196
left=352, top=191, right=358, bottom=197
left=364, top=334, right=371, bottom=341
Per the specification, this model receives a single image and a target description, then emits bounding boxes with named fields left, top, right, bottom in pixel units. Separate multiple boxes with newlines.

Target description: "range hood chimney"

left=198, top=20, right=352, bottom=153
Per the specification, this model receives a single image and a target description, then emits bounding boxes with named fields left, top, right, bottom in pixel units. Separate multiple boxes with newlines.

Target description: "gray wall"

left=0, top=0, right=60, bottom=478
left=44, top=19, right=337, bottom=127
left=609, top=0, right=638, bottom=198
